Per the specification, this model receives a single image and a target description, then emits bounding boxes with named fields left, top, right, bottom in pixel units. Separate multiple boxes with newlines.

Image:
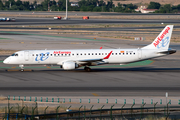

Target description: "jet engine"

left=62, top=62, right=78, bottom=70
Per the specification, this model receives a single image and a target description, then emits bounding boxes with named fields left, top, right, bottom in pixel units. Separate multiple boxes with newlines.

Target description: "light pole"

left=65, top=0, right=68, bottom=19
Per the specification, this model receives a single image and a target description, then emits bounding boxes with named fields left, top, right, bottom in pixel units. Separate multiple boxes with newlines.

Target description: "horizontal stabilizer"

left=157, top=49, right=176, bottom=54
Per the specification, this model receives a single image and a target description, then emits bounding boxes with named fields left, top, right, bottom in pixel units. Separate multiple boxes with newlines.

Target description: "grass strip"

left=0, top=31, right=108, bottom=42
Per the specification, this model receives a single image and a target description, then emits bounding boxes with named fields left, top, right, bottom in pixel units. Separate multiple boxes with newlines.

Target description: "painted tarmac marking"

left=0, top=38, right=9, bottom=39
left=92, top=93, right=99, bottom=96
left=7, top=69, right=20, bottom=72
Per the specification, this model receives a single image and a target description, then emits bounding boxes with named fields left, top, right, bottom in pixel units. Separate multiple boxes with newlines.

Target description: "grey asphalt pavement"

left=1, top=17, right=180, bottom=25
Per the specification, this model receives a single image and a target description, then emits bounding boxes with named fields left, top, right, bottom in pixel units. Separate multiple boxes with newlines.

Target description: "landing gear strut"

left=84, top=67, right=91, bottom=72
left=19, top=65, right=24, bottom=72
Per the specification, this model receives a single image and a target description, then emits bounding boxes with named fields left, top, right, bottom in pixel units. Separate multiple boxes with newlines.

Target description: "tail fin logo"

left=157, top=37, right=170, bottom=49
left=153, top=27, right=170, bottom=47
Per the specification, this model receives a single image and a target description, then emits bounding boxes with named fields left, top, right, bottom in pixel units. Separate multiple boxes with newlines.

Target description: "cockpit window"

left=11, top=53, right=15, bottom=56
left=11, top=53, right=18, bottom=56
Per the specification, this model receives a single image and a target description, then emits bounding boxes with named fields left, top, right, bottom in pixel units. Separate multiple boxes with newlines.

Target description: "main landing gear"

left=84, top=66, right=91, bottom=72
left=19, top=65, right=24, bottom=72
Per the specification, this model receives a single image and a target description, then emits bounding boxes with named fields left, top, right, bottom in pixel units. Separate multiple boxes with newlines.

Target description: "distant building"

left=135, top=6, right=158, bottom=13
left=70, top=2, right=79, bottom=7
left=135, top=6, right=146, bottom=12
left=141, top=9, right=158, bottom=13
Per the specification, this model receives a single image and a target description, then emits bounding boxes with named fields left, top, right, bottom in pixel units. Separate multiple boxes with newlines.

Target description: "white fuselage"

left=3, top=25, right=176, bottom=71
left=3, top=48, right=165, bottom=65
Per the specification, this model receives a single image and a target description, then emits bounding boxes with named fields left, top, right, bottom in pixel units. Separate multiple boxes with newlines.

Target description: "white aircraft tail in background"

left=3, top=25, right=176, bottom=71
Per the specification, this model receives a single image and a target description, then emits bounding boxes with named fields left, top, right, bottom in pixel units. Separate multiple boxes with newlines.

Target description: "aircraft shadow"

left=40, top=67, right=180, bottom=72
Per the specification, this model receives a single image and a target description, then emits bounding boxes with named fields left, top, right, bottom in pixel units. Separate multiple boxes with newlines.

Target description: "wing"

left=77, top=51, right=113, bottom=65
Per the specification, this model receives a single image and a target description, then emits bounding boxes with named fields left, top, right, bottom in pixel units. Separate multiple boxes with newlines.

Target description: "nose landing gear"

left=19, top=65, right=24, bottom=72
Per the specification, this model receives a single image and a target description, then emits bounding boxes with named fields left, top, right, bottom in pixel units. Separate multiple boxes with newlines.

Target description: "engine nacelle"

left=62, top=62, right=78, bottom=70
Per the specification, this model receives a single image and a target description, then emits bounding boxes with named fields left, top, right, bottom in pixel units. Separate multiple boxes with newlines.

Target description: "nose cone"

left=3, top=57, right=11, bottom=64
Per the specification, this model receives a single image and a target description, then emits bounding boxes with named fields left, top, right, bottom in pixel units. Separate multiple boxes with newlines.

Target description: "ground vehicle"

left=0, top=18, right=16, bottom=21
left=54, top=16, right=61, bottom=20
left=82, top=16, right=89, bottom=20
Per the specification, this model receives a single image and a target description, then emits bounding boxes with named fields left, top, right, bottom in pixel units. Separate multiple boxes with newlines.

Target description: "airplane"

left=3, top=25, right=176, bottom=72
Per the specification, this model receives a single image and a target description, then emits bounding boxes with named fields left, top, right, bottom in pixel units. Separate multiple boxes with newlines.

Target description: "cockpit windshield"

left=11, top=53, right=15, bottom=56
left=11, top=53, right=18, bottom=56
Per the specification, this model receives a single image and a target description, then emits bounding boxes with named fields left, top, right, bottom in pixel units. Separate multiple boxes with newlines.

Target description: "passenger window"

left=130, top=53, right=132, bottom=55
left=123, top=53, right=125, bottom=55
left=99, top=53, right=101, bottom=55
left=134, top=53, right=135, bottom=55
left=95, top=53, right=97, bottom=55
left=36, top=54, right=38, bottom=56
left=61, top=54, right=63, bottom=56
left=84, top=53, right=86, bottom=55
left=32, top=54, right=34, bottom=56
left=88, top=53, right=90, bottom=55
left=68, top=54, right=70, bottom=56
left=105, top=53, right=107, bottom=55
left=80, top=53, right=82, bottom=55
left=116, top=53, right=117, bottom=55
left=126, top=53, right=128, bottom=55
left=92, top=53, right=93, bottom=55
left=77, top=54, right=78, bottom=55
left=102, top=53, right=104, bottom=55
left=112, top=53, right=114, bottom=55
left=72, top=54, right=74, bottom=56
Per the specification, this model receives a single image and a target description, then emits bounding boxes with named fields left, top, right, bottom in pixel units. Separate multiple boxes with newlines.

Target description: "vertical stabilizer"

left=142, top=25, right=173, bottom=50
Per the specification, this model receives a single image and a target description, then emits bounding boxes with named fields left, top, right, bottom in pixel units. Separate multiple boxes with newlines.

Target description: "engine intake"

left=62, top=62, right=78, bottom=70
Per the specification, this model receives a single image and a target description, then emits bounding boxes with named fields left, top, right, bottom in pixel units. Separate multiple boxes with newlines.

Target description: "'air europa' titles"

left=153, top=27, right=170, bottom=47
left=53, top=51, right=71, bottom=54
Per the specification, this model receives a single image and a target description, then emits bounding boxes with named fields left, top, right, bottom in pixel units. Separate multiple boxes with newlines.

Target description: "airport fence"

left=1, top=102, right=180, bottom=119
left=1, top=96, right=180, bottom=119
left=5, top=95, right=180, bottom=105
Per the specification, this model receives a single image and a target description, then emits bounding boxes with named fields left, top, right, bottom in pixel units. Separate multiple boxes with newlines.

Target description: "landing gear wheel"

left=19, top=65, right=24, bottom=72
left=84, top=67, right=91, bottom=72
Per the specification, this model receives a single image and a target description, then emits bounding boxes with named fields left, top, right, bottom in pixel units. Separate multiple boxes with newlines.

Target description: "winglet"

left=103, top=51, right=113, bottom=59
left=100, top=47, right=102, bottom=49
